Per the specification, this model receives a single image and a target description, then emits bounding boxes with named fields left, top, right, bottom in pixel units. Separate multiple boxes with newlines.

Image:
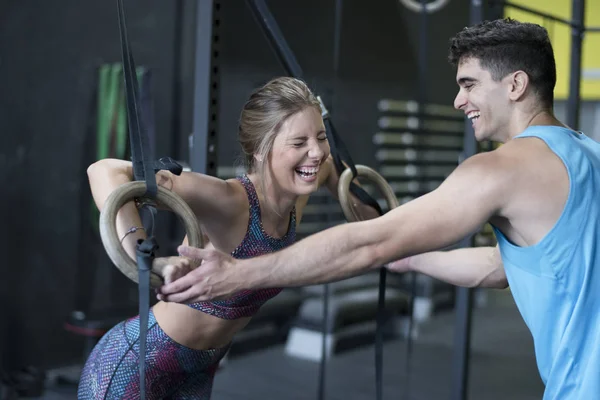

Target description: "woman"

left=77, top=77, right=377, bottom=399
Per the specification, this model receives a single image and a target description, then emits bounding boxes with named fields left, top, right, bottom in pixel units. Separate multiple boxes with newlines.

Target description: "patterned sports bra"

left=186, top=174, right=297, bottom=320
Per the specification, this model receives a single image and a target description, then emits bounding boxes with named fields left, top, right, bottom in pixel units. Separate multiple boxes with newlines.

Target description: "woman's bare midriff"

left=152, top=300, right=252, bottom=350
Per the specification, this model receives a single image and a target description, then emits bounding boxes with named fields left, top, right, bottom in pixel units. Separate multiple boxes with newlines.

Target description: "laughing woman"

left=78, top=77, right=378, bottom=399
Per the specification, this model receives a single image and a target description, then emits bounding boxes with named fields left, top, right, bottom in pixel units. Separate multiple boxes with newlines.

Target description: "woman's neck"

left=246, top=173, right=297, bottom=236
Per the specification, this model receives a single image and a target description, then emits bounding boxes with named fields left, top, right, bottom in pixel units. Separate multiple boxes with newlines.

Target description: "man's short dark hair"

left=449, top=18, right=556, bottom=108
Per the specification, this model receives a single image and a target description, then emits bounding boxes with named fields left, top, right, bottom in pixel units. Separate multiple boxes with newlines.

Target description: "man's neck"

left=504, top=109, right=566, bottom=142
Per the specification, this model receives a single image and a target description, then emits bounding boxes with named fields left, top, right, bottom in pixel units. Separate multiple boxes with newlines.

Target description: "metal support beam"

left=450, top=2, right=483, bottom=399
left=190, top=0, right=220, bottom=175
left=418, top=0, right=429, bottom=106
left=566, top=0, right=585, bottom=130
left=170, top=0, right=184, bottom=159
left=451, top=287, right=474, bottom=400
left=245, top=0, right=305, bottom=79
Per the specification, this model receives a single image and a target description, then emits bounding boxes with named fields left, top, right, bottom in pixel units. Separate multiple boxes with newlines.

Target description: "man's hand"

left=155, top=245, right=243, bottom=304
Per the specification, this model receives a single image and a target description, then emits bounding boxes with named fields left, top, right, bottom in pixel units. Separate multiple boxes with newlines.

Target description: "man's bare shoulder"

left=445, top=143, right=536, bottom=212
left=474, top=138, right=555, bottom=173
left=494, top=136, right=566, bottom=174
left=496, top=134, right=558, bottom=155
left=489, top=137, right=569, bottom=223
left=450, top=146, right=516, bottom=189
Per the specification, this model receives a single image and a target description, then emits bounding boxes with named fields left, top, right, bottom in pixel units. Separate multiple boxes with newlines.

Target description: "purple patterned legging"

left=77, top=309, right=230, bottom=399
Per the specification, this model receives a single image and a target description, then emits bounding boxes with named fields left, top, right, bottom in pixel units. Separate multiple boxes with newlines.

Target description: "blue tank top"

left=491, top=126, right=600, bottom=399
left=187, top=174, right=297, bottom=320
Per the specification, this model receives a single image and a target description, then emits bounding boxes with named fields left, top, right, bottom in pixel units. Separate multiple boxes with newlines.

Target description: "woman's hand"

left=152, top=256, right=197, bottom=285
left=385, top=256, right=412, bottom=274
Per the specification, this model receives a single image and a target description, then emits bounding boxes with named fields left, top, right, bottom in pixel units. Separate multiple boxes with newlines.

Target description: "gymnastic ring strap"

left=338, top=165, right=400, bottom=400
left=115, top=3, right=154, bottom=398
left=320, top=104, right=384, bottom=217
left=111, top=2, right=205, bottom=398
left=339, top=165, right=416, bottom=400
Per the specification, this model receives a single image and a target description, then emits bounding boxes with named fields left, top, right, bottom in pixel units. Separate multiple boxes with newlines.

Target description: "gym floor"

left=41, top=290, right=543, bottom=400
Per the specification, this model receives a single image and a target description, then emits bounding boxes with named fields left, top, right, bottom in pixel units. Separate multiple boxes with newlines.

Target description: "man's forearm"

left=406, top=246, right=507, bottom=289
left=244, top=220, right=386, bottom=289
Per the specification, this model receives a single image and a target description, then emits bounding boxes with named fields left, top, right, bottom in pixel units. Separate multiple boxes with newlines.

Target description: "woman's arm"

left=87, top=158, right=245, bottom=257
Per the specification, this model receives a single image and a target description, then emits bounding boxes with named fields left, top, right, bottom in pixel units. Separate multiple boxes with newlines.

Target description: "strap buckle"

left=136, top=237, right=159, bottom=267
left=154, top=157, right=183, bottom=176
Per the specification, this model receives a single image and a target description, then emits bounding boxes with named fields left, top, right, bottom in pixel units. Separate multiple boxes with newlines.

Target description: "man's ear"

left=508, top=70, right=529, bottom=101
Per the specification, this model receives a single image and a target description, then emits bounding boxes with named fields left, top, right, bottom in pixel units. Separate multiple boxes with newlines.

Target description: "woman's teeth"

left=295, top=167, right=318, bottom=177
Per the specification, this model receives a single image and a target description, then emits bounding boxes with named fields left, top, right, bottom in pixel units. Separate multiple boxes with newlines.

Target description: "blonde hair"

left=238, top=77, right=322, bottom=197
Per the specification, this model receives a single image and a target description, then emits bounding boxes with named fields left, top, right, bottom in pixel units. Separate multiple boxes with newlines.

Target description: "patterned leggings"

left=77, top=309, right=230, bottom=399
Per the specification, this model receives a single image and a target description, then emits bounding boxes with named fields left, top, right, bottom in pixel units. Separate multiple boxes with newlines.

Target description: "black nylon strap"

left=154, top=157, right=183, bottom=176
left=317, top=283, right=330, bottom=400
left=135, top=235, right=157, bottom=400
left=403, top=271, right=417, bottom=400
left=375, top=268, right=386, bottom=400
left=116, top=2, right=158, bottom=399
left=322, top=106, right=387, bottom=400
left=246, top=3, right=391, bottom=400
left=321, top=115, right=383, bottom=216
left=117, top=0, right=157, bottom=199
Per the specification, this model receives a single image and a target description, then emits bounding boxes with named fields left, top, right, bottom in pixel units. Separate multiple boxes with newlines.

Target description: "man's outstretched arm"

left=387, top=245, right=508, bottom=289
left=159, top=152, right=509, bottom=302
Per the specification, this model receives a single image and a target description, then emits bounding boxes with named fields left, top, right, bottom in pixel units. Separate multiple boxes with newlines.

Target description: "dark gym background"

left=1, top=0, right=469, bottom=370
left=6, top=0, right=595, bottom=399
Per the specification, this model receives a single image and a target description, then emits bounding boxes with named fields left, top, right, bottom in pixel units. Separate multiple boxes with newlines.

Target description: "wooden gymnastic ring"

left=99, top=181, right=204, bottom=288
left=337, top=165, right=400, bottom=222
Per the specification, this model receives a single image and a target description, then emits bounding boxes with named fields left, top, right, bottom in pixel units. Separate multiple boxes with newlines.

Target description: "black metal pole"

left=318, top=282, right=330, bottom=400
left=450, top=3, right=482, bottom=400
left=189, top=0, right=220, bottom=175
left=566, top=0, right=585, bottom=130
left=418, top=0, right=428, bottom=105
left=168, top=0, right=185, bottom=249
left=170, top=0, right=184, bottom=155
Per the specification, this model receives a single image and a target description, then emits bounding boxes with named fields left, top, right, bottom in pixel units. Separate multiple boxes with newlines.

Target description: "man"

left=159, top=19, right=600, bottom=399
